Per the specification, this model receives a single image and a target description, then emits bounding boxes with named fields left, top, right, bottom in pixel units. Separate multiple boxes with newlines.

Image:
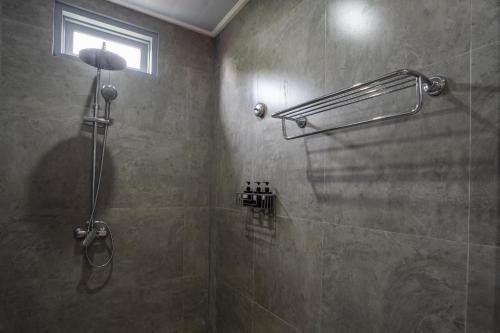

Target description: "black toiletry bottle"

left=263, top=182, right=270, bottom=209
left=254, top=182, right=262, bottom=207
left=243, top=181, right=252, bottom=205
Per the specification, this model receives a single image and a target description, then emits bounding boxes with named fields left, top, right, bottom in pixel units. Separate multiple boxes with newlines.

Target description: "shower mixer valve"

left=74, top=222, right=108, bottom=245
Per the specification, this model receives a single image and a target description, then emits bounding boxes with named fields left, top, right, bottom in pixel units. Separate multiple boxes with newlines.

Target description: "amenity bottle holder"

left=236, top=181, right=276, bottom=224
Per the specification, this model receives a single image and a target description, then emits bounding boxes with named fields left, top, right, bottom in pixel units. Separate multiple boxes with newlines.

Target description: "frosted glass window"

left=54, top=1, right=158, bottom=74
left=72, top=31, right=142, bottom=70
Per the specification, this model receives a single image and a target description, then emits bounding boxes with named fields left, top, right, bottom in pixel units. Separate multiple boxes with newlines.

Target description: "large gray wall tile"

left=183, top=275, right=210, bottom=333
left=184, top=207, right=210, bottom=276
left=253, top=216, right=322, bottom=332
left=215, top=208, right=254, bottom=296
left=2, top=0, right=54, bottom=30
left=472, top=0, right=500, bottom=49
left=251, top=303, right=301, bottom=333
left=321, top=53, right=470, bottom=242
left=321, top=224, right=467, bottom=333
left=325, top=0, right=470, bottom=87
left=470, top=42, right=500, bottom=246
left=466, top=244, right=500, bottom=333
left=0, top=208, right=190, bottom=332
left=215, top=282, right=253, bottom=333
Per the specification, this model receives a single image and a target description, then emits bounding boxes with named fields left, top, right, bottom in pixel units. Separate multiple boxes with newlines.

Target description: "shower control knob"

left=73, top=227, right=87, bottom=239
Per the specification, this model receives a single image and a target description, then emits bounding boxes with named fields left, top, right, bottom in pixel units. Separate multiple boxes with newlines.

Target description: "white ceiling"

left=106, top=0, right=249, bottom=37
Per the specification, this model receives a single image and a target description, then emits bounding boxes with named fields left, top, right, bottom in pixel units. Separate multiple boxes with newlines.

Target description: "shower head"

left=101, top=85, right=118, bottom=102
left=79, top=48, right=126, bottom=71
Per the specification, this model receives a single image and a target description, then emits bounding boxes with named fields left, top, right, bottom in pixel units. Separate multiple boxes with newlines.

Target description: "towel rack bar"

left=271, top=69, right=446, bottom=140
left=283, top=79, right=417, bottom=120
left=280, top=76, right=415, bottom=118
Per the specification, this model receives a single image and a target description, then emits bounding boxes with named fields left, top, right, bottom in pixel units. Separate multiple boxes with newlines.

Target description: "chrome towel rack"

left=271, top=69, right=446, bottom=140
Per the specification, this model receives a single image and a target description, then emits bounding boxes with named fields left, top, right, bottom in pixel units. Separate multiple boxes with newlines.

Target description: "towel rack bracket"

left=424, top=76, right=446, bottom=96
left=296, top=117, right=307, bottom=128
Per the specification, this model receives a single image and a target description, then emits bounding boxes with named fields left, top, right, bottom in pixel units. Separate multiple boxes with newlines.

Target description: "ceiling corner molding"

left=211, top=0, right=250, bottom=37
left=105, top=0, right=213, bottom=36
left=106, top=0, right=250, bottom=38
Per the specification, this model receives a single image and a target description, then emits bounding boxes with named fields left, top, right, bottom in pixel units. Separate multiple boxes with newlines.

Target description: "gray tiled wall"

left=1, top=0, right=499, bottom=332
left=0, top=0, right=214, bottom=332
left=213, top=0, right=500, bottom=332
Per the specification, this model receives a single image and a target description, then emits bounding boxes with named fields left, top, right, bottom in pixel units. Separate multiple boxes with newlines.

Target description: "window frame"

left=53, top=1, right=158, bottom=75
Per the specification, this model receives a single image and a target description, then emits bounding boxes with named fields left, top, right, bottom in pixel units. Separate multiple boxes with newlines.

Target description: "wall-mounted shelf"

left=236, top=192, right=275, bottom=209
left=271, top=69, right=446, bottom=140
left=236, top=182, right=276, bottom=223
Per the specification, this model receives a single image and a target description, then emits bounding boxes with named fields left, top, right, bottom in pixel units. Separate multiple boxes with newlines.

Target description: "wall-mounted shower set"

left=73, top=43, right=126, bottom=268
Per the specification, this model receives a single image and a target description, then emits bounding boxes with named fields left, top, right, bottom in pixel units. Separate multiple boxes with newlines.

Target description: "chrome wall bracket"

left=253, top=103, right=266, bottom=118
left=83, top=116, right=113, bottom=126
left=296, top=117, right=307, bottom=128
left=424, top=76, right=446, bottom=96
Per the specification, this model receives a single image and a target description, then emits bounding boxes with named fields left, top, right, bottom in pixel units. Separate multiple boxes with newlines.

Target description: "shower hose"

left=85, top=124, right=115, bottom=268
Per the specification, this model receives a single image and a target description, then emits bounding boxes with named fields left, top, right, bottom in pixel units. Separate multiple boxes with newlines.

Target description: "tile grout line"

left=181, top=207, right=187, bottom=331
left=218, top=279, right=303, bottom=333
left=469, top=40, right=500, bottom=53
left=251, top=201, right=256, bottom=333
left=317, top=0, right=328, bottom=333
left=207, top=208, right=215, bottom=332
left=463, top=0, right=473, bottom=331
left=214, top=205, right=471, bottom=245
left=318, top=219, right=325, bottom=333
left=319, top=3, right=328, bottom=332
left=252, top=300, right=303, bottom=333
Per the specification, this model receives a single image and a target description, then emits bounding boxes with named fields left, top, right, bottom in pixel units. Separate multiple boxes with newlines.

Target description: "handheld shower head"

left=101, top=85, right=118, bottom=102
left=101, top=85, right=118, bottom=120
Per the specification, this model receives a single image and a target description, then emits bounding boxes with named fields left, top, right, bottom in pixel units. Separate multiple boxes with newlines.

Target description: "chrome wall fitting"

left=83, top=116, right=112, bottom=126
left=424, top=76, right=447, bottom=96
left=253, top=103, right=266, bottom=118
left=296, top=117, right=307, bottom=128
left=74, top=227, right=87, bottom=239
left=73, top=222, right=108, bottom=241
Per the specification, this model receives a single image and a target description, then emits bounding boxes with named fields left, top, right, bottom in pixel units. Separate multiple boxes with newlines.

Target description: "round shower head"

left=101, top=85, right=118, bottom=102
left=79, top=48, right=127, bottom=71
